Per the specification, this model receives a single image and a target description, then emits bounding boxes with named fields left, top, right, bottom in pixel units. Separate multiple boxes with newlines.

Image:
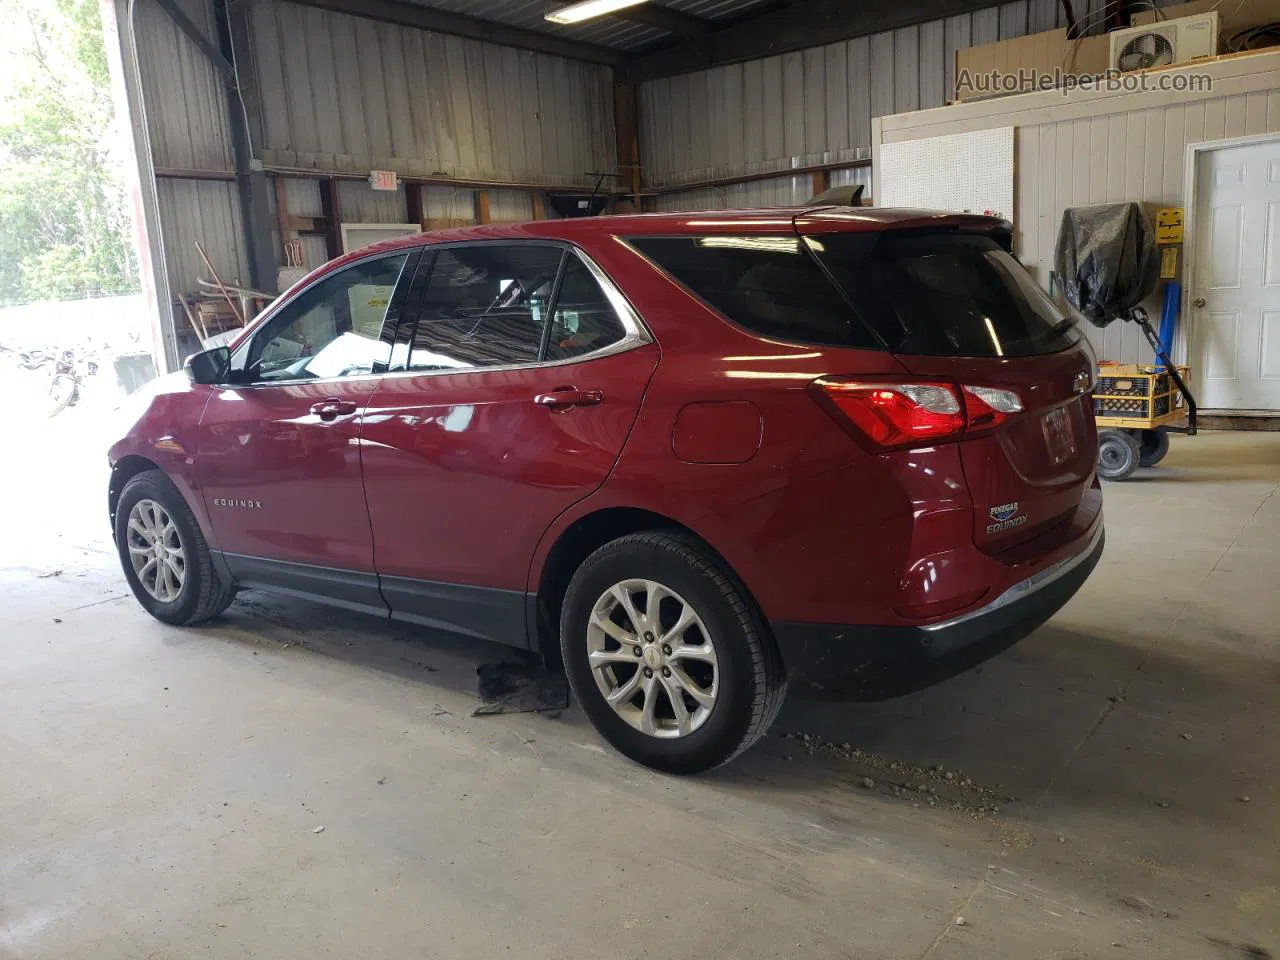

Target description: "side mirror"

left=184, top=346, right=231, bottom=385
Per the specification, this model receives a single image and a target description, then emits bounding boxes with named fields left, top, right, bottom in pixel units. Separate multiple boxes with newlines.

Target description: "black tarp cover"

left=1054, top=202, right=1159, bottom=328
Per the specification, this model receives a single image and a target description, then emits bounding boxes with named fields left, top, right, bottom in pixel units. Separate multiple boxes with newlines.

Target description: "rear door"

left=806, top=224, right=1099, bottom=555
left=359, top=242, right=658, bottom=646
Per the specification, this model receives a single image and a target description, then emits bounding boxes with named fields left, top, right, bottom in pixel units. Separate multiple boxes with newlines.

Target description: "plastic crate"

left=1093, top=363, right=1189, bottom=428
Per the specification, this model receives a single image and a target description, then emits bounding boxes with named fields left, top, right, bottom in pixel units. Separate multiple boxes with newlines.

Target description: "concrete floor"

left=3, top=395, right=1278, bottom=959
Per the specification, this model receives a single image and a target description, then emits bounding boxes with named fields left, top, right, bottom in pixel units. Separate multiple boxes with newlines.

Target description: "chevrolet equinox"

left=108, top=207, right=1104, bottom=774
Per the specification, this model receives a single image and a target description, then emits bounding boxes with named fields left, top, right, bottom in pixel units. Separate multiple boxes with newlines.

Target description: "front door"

left=359, top=242, right=658, bottom=645
left=1192, top=138, right=1280, bottom=412
left=197, top=251, right=415, bottom=612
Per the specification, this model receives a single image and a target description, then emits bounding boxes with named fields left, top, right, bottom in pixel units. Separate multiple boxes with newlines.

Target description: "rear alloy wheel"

left=586, top=578, right=718, bottom=739
left=1137, top=428, right=1170, bottom=468
left=561, top=531, right=785, bottom=774
left=1097, top=428, right=1141, bottom=481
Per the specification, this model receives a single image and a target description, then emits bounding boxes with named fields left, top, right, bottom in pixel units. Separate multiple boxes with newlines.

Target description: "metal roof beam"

left=289, top=0, right=627, bottom=67
left=627, top=0, right=1007, bottom=79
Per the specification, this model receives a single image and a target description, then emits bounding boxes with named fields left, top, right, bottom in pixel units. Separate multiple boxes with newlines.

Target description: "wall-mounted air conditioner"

left=1108, top=12, right=1218, bottom=72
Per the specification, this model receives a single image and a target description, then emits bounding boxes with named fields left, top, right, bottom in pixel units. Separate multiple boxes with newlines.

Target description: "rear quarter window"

left=627, top=235, right=879, bottom=349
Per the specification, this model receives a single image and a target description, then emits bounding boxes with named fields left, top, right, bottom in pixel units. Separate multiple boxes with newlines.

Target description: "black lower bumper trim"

left=771, top=530, right=1104, bottom=700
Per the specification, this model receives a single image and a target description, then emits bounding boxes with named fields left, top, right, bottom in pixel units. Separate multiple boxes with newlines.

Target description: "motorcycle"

left=48, top=349, right=98, bottom=417
left=19, top=348, right=53, bottom=370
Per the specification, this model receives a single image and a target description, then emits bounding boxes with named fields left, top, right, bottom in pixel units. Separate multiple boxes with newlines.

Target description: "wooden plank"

left=474, top=190, right=491, bottom=225
left=531, top=193, right=546, bottom=221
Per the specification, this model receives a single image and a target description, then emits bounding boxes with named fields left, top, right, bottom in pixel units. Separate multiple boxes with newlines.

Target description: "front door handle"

left=1193, top=297, right=1206, bottom=308
left=310, top=398, right=358, bottom=421
left=533, top=387, right=604, bottom=411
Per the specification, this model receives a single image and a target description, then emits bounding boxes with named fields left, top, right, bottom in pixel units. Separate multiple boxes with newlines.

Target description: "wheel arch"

left=109, top=455, right=162, bottom=533
left=530, top=506, right=765, bottom=670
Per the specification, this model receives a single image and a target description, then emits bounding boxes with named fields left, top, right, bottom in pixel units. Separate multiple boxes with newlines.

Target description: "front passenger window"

left=248, top=254, right=408, bottom=382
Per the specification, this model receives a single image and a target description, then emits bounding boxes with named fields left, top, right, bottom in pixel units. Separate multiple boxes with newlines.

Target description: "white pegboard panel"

left=879, top=127, right=1014, bottom=220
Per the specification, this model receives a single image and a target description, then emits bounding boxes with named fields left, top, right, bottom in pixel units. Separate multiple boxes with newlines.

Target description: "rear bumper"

left=771, top=524, right=1104, bottom=699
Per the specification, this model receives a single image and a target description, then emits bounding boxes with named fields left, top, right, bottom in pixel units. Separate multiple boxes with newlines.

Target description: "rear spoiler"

left=806, top=184, right=865, bottom=206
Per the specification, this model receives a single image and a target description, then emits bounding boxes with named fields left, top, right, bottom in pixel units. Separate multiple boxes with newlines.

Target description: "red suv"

left=108, top=207, right=1103, bottom=773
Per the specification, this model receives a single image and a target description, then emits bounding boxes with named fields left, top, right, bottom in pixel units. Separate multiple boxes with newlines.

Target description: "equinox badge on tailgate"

left=987, top=502, right=1027, bottom=534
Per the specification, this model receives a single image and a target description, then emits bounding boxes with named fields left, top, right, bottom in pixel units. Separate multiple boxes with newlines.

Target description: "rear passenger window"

left=545, top=257, right=627, bottom=362
left=409, top=245, right=563, bottom=370
left=627, top=235, right=877, bottom=349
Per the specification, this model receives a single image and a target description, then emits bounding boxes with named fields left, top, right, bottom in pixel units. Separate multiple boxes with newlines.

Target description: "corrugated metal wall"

left=875, top=51, right=1280, bottom=364
left=156, top=179, right=250, bottom=297
left=246, top=0, right=615, bottom=186
left=653, top=164, right=873, bottom=212
left=337, top=181, right=409, bottom=224
left=132, top=0, right=250, bottom=296
left=642, top=0, right=1177, bottom=208
left=133, top=0, right=233, bottom=172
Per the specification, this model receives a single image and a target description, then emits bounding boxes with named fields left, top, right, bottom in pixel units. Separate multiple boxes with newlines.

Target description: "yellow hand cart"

left=1094, top=352, right=1197, bottom=481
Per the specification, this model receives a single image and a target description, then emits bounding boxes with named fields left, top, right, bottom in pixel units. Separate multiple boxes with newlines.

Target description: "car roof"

left=348, top=206, right=1006, bottom=259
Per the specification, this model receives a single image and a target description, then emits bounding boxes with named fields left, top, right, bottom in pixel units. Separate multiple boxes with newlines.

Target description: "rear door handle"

left=533, top=387, right=604, bottom=410
left=310, top=398, right=358, bottom=421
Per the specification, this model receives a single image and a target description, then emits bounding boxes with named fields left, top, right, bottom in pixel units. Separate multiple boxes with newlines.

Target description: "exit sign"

left=369, top=170, right=398, bottom=191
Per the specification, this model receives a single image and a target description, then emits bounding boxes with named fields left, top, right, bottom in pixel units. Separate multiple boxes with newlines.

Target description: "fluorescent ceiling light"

left=545, top=0, right=649, bottom=25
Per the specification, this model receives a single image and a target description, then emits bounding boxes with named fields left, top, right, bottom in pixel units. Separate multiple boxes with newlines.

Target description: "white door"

left=1192, top=138, right=1280, bottom=412
left=1187, top=140, right=1280, bottom=412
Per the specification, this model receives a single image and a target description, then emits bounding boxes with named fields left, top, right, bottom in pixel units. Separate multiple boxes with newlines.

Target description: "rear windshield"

left=813, top=231, right=1080, bottom=358
left=630, top=231, right=1078, bottom=358
left=626, top=236, right=879, bottom=349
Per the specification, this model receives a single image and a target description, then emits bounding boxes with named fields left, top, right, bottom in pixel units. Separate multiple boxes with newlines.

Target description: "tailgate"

left=801, top=222, right=1101, bottom=556
left=895, top=349, right=1099, bottom=554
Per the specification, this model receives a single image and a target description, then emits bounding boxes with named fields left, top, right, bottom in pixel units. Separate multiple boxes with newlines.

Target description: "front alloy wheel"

left=113, top=469, right=236, bottom=624
left=126, top=498, right=187, bottom=602
left=588, top=578, right=718, bottom=739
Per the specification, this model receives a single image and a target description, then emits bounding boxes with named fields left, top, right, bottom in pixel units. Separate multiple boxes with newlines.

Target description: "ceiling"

left=399, top=0, right=783, bottom=51
left=300, top=0, right=1015, bottom=78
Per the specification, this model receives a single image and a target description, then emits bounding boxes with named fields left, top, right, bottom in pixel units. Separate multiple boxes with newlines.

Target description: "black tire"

left=1137, top=428, right=1170, bottom=468
left=1097, top=428, right=1141, bottom=481
left=560, top=531, right=786, bottom=774
left=114, top=470, right=236, bottom=625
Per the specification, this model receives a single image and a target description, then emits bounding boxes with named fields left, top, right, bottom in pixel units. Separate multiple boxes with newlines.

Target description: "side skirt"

left=216, top=552, right=535, bottom=650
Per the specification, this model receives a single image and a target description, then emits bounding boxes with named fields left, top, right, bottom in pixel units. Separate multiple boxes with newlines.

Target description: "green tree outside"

left=0, top=0, right=138, bottom=305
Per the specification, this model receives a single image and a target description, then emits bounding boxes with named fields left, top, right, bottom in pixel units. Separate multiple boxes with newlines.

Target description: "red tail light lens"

left=814, top=379, right=1023, bottom=449
left=816, top=381, right=965, bottom=447
left=962, top=385, right=1023, bottom=430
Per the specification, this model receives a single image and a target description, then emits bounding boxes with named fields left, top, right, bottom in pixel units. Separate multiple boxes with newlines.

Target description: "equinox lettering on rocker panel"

left=213, top=498, right=263, bottom=509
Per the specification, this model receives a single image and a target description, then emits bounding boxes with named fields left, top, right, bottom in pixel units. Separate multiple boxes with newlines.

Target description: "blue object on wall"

left=1157, top=281, right=1180, bottom=366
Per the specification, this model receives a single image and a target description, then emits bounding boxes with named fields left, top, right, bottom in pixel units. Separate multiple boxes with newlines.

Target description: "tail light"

left=962, top=385, right=1023, bottom=430
left=813, top=379, right=1022, bottom=450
